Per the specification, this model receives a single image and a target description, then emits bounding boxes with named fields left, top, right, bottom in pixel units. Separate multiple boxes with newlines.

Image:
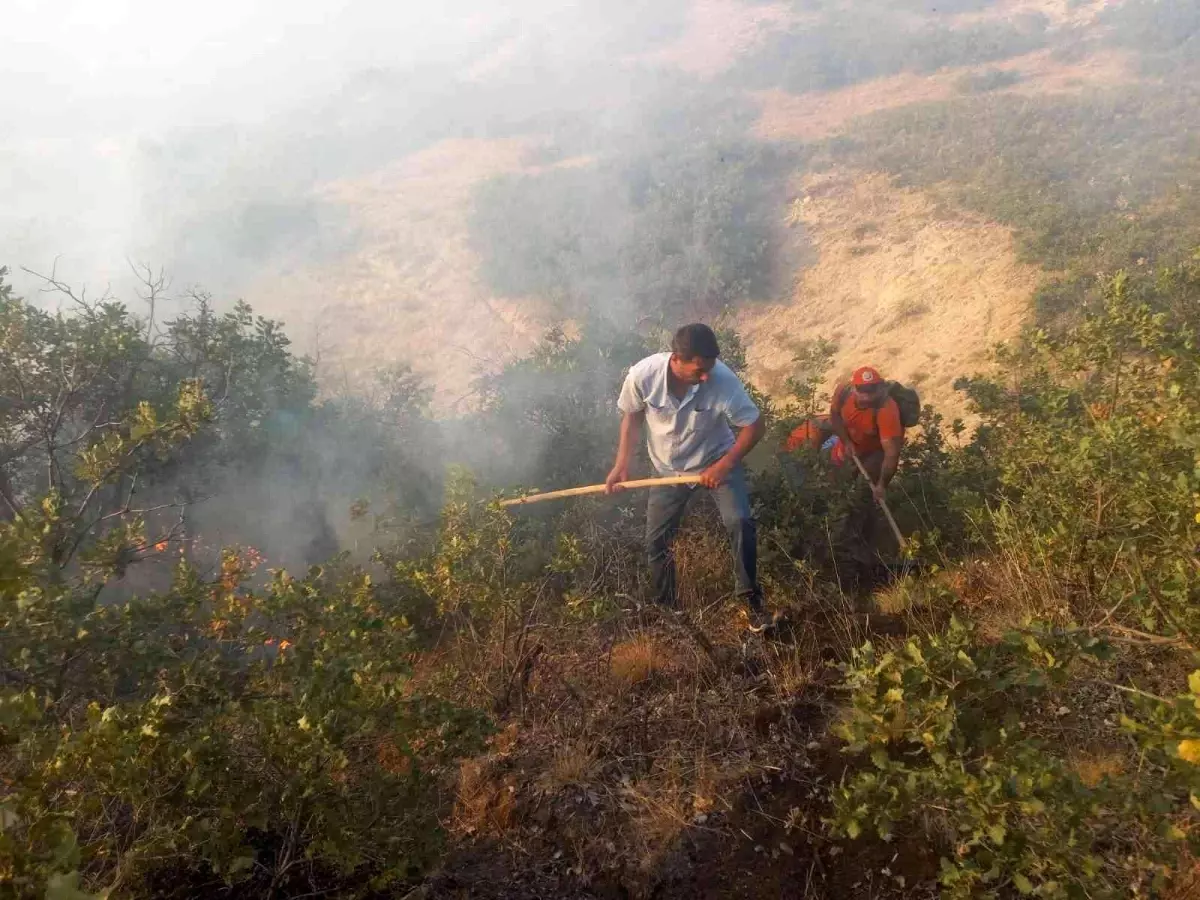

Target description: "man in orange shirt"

left=830, top=365, right=904, bottom=565
left=830, top=365, right=904, bottom=502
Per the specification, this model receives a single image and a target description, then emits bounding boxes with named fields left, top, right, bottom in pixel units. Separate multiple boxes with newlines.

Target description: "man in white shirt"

left=605, top=324, right=767, bottom=623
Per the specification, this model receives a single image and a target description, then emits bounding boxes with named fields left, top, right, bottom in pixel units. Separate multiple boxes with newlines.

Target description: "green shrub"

left=831, top=619, right=1189, bottom=898
left=0, top=296, right=490, bottom=896
left=955, top=267, right=1200, bottom=639
left=469, top=140, right=789, bottom=323
left=825, top=259, right=1200, bottom=896
left=466, top=323, right=655, bottom=491
left=0, top=488, right=490, bottom=899
left=0, top=543, right=488, bottom=897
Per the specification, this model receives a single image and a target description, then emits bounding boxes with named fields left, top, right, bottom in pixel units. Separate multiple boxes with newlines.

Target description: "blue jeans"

left=645, top=465, right=762, bottom=611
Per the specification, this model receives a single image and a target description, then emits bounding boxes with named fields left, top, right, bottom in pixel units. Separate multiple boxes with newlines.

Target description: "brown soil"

left=753, top=48, right=1133, bottom=143
left=736, top=169, right=1042, bottom=422
left=243, top=138, right=572, bottom=411
left=953, top=0, right=1118, bottom=28
left=240, top=4, right=1133, bottom=419
left=417, top=594, right=938, bottom=900
left=638, top=0, right=799, bottom=77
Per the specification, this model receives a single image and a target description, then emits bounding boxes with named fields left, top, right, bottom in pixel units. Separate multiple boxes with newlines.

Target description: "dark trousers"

left=645, top=465, right=762, bottom=611
left=843, top=450, right=886, bottom=564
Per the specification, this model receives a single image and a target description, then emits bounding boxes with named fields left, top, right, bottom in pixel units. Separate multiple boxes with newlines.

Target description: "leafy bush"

left=1, top=540, right=488, bottom=897
left=0, top=270, right=490, bottom=897
left=825, top=259, right=1200, bottom=896
left=955, top=266, right=1200, bottom=639
left=832, top=620, right=1187, bottom=898
left=457, top=322, right=655, bottom=492
left=0, top=268, right=445, bottom=573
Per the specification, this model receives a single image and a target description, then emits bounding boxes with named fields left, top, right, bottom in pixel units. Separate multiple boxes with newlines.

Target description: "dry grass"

left=453, top=757, right=516, bottom=837
left=953, top=0, right=1117, bottom=29
left=610, top=633, right=676, bottom=685
left=1070, top=750, right=1126, bottom=788
left=674, top=518, right=736, bottom=613
left=1165, top=855, right=1200, bottom=900
left=428, top=583, right=852, bottom=892
left=545, top=740, right=601, bottom=789
left=753, top=48, right=1133, bottom=144
left=888, top=297, right=930, bottom=325
left=623, top=753, right=734, bottom=855
left=490, top=722, right=520, bottom=756
left=243, top=137, right=573, bottom=411
left=375, top=737, right=413, bottom=776
left=873, top=579, right=921, bottom=616
left=1002, top=47, right=1134, bottom=96
left=636, top=0, right=798, bottom=77
left=737, top=168, right=1042, bottom=423
left=754, top=75, right=959, bottom=143
left=761, top=643, right=815, bottom=697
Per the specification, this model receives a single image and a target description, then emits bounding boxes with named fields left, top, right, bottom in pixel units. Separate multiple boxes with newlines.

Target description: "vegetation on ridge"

left=4, top=253, right=1200, bottom=897
left=8, top=1, right=1200, bottom=896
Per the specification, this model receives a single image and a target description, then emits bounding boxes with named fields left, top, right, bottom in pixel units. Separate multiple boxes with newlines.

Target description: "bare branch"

left=128, top=259, right=171, bottom=347
left=21, top=263, right=98, bottom=317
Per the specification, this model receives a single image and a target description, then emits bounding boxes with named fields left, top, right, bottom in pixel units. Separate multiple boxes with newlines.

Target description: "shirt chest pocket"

left=684, top=405, right=722, bottom=435
left=645, top=402, right=677, bottom=429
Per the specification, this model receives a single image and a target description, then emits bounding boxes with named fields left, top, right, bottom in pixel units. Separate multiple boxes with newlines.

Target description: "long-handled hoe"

left=845, top=450, right=925, bottom=587
left=499, top=475, right=773, bottom=640
left=847, top=452, right=908, bottom=552
left=499, top=475, right=702, bottom=507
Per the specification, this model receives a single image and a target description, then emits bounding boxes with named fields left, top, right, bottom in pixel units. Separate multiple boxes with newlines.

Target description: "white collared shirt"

left=617, top=353, right=760, bottom=475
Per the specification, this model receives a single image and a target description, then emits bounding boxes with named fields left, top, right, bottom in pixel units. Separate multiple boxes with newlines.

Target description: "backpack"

left=886, top=381, right=921, bottom=429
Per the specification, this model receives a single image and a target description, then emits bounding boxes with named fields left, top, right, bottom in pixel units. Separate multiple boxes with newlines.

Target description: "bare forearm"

left=614, top=411, right=643, bottom=467
left=606, top=411, right=643, bottom=492
left=880, top=442, right=901, bottom=486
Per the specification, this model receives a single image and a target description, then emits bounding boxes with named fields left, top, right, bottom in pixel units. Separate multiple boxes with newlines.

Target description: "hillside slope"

left=738, top=169, right=1041, bottom=420
left=236, top=0, right=1147, bottom=419
left=244, top=139, right=565, bottom=410
left=752, top=47, right=1132, bottom=142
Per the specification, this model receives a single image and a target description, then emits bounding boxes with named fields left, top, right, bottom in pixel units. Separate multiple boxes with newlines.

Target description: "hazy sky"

left=3, top=0, right=509, bottom=131
left=1, top=0, right=681, bottom=293
left=0, top=0, right=537, bottom=292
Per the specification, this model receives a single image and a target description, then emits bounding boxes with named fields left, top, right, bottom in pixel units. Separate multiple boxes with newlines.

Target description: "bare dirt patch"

left=954, top=0, right=1118, bottom=29
left=1001, top=46, right=1132, bottom=95
left=737, top=169, right=1043, bottom=422
left=411, top=580, right=939, bottom=899
left=242, top=138, right=573, bottom=411
left=753, top=48, right=1134, bottom=142
left=638, top=0, right=798, bottom=77
left=753, top=74, right=956, bottom=143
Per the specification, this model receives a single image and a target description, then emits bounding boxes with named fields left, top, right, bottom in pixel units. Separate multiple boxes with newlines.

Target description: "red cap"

left=852, top=365, right=882, bottom=387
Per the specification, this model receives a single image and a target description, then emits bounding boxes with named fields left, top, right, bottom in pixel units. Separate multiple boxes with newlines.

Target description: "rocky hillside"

left=228, top=0, right=1195, bottom=425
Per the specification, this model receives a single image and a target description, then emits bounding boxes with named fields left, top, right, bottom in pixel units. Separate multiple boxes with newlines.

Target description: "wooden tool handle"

left=849, top=451, right=908, bottom=550
left=499, top=475, right=702, bottom=507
